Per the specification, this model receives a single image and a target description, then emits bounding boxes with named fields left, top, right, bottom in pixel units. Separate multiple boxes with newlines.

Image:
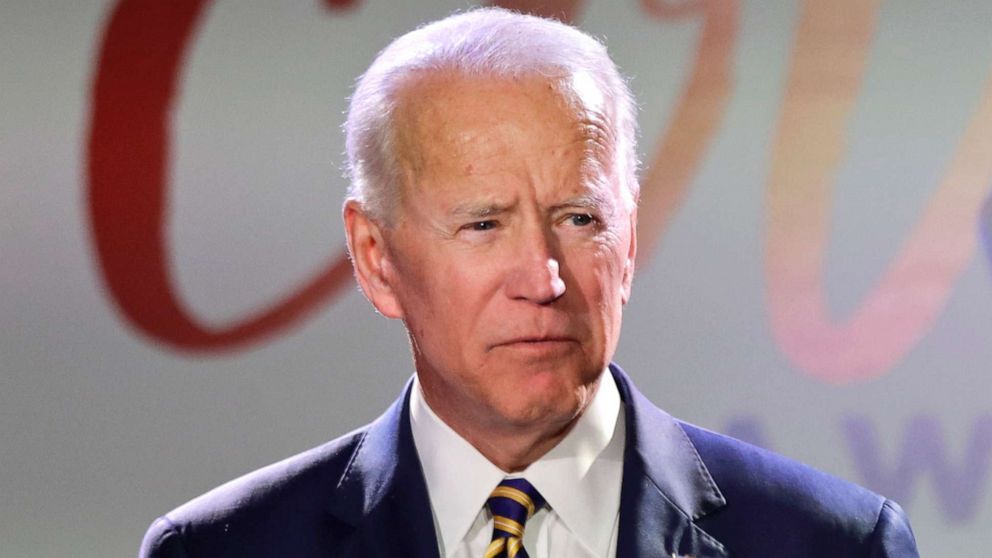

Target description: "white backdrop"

left=2, top=1, right=991, bottom=556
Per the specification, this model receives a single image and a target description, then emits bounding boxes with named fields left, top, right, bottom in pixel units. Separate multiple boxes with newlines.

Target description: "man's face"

left=373, top=73, right=635, bottom=437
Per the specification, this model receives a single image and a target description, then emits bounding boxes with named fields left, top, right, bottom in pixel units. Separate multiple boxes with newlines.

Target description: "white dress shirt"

left=410, top=371, right=626, bottom=558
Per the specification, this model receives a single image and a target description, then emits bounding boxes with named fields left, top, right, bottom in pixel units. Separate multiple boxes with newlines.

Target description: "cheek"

left=574, top=244, right=630, bottom=342
left=582, top=241, right=628, bottom=295
left=393, top=249, right=498, bottom=335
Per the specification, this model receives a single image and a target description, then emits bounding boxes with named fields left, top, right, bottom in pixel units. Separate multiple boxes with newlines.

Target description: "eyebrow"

left=549, top=192, right=615, bottom=213
left=448, top=191, right=616, bottom=218
left=450, top=201, right=514, bottom=219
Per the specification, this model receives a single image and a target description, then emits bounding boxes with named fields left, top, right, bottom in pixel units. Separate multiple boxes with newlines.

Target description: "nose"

left=503, top=228, right=566, bottom=304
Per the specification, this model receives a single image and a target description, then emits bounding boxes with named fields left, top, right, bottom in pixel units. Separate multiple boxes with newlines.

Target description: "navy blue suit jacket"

left=140, top=364, right=919, bottom=557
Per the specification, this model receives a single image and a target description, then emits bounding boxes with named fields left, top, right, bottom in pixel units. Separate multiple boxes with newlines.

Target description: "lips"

left=488, top=336, right=578, bottom=351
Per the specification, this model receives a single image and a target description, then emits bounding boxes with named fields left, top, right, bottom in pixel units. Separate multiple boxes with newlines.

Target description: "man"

left=140, top=8, right=919, bottom=557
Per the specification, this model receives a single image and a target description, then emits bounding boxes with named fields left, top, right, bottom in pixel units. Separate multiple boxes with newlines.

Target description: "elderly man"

left=140, top=8, right=919, bottom=558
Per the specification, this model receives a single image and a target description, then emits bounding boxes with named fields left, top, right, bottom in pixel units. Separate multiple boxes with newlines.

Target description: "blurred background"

left=2, top=0, right=990, bottom=556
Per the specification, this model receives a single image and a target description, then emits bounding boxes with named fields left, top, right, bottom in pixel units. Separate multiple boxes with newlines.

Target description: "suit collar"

left=611, top=363, right=729, bottom=557
left=325, top=377, right=440, bottom=557
left=325, top=368, right=729, bottom=557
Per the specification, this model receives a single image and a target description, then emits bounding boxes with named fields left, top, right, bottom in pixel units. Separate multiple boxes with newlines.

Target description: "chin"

left=498, top=403, right=578, bottom=431
left=498, top=375, right=594, bottom=427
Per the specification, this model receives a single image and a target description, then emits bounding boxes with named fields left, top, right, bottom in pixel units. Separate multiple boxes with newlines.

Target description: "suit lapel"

left=323, top=368, right=729, bottom=558
left=325, top=379, right=439, bottom=558
left=612, top=364, right=729, bottom=558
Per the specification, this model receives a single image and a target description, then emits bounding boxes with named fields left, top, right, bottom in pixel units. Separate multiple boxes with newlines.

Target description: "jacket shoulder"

left=678, top=421, right=918, bottom=556
left=680, top=421, right=884, bottom=517
left=140, top=427, right=367, bottom=558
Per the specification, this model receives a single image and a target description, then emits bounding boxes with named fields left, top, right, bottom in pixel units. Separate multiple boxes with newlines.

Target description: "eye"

left=465, top=220, right=499, bottom=231
left=567, top=213, right=596, bottom=227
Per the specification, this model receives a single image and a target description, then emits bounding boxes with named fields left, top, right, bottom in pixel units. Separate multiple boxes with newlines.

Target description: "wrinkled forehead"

left=391, top=70, right=616, bottom=179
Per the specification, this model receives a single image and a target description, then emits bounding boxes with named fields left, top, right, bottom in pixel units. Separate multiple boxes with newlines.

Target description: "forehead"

left=392, top=72, right=614, bottom=185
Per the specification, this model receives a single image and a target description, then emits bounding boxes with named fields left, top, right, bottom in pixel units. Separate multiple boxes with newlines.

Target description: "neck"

left=460, top=415, right=579, bottom=472
left=417, top=376, right=600, bottom=472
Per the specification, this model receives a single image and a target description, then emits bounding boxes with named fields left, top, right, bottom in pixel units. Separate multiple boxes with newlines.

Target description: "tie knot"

left=485, top=479, right=545, bottom=558
left=487, top=477, right=546, bottom=528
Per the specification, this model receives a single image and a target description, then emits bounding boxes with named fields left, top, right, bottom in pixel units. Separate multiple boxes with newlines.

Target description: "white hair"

left=344, top=7, right=639, bottom=223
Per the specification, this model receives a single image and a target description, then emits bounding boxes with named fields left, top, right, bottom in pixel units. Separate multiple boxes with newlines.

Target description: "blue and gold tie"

left=484, top=478, right=546, bottom=558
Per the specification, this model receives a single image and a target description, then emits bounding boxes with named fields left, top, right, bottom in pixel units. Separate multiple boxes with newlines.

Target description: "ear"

left=343, top=200, right=404, bottom=319
left=621, top=207, right=637, bottom=304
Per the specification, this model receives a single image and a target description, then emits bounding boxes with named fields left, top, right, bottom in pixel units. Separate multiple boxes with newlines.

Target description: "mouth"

left=488, top=336, right=578, bottom=351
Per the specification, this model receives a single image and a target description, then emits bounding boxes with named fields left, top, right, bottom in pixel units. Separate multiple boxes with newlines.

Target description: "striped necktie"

left=484, top=478, right=546, bottom=558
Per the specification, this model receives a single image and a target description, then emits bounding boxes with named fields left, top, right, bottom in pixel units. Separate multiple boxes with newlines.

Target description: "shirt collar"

left=410, top=370, right=624, bottom=558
